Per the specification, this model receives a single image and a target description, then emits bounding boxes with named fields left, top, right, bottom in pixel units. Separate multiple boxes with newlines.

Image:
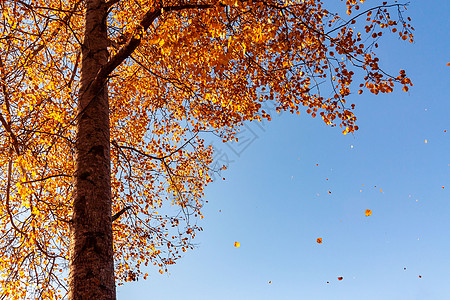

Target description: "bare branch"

left=6, top=159, right=27, bottom=236
left=19, top=174, right=72, bottom=185
left=112, top=206, right=132, bottom=222
left=0, top=113, right=21, bottom=155
left=325, top=3, right=409, bottom=35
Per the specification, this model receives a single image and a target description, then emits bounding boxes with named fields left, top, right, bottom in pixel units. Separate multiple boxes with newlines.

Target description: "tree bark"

left=68, top=0, right=116, bottom=299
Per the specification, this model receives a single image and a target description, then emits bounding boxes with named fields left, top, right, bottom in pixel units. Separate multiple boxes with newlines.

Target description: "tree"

left=0, top=0, right=413, bottom=298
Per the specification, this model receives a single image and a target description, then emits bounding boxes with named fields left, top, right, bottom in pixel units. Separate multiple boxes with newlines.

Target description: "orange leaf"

left=234, top=241, right=240, bottom=248
left=365, top=209, right=372, bottom=216
left=317, top=238, right=322, bottom=244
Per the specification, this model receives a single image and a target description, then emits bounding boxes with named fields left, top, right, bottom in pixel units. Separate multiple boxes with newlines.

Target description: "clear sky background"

left=119, top=1, right=450, bottom=299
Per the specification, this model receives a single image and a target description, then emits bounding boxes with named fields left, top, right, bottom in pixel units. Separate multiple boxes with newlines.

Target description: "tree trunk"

left=68, top=0, right=116, bottom=299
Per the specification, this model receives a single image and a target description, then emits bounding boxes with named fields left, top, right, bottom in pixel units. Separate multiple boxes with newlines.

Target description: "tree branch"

left=67, top=50, right=81, bottom=90
left=0, top=56, right=11, bottom=116
left=325, top=3, right=408, bottom=35
left=27, top=0, right=83, bottom=60
left=95, top=3, right=215, bottom=82
left=5, top=159, right=27, bottom=236
left=113, top=133, right=197, bottom=161
left=112, top=206, right=132, bottom=222
left=112, top=141, right=162, bottom=161
left=106, top=0, right=121, bottom=7
left=19, top=174, right=72, bottom=185
left=0, top=113, right=21, bottom=155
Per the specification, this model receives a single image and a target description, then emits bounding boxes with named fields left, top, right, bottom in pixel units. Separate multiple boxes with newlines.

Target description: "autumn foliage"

left=0, top=0, right=412, bottom=298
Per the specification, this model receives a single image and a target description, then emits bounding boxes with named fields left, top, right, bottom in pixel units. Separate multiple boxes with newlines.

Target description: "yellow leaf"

left=234, top=241, right=240, bottom=248
left=365, top=209, right=372, bottom=216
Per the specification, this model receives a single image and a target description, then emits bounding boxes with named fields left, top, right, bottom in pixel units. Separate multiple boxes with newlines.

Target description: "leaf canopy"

left=0, top=0, right=412, bottom=298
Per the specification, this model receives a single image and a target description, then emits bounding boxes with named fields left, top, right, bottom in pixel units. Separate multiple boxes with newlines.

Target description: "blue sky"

left=119, top=1, right=450, bottom=299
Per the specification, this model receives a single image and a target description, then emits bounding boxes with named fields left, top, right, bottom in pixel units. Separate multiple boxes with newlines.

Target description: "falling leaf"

left=328, top=191, right=331, bottom=194
left=350, top=145, right=354, bottom=148
left=365, top=209, right=372, bottom=216
left=234, top=241, right=240, bottom=248
left=425, top=139, right=428, bottom=144
left=442, top=186, right=445, bottom=189
left=419, top=275, right=422, bottom=278
left=338, top=277, right=343, bottom=281
left=317, top=238, right=323, bottom=244
left=268, top=281, right=272, bottom=284
left=447, top=63, right=450, bottom=66
left=326, top=281, right=330, bottom=284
